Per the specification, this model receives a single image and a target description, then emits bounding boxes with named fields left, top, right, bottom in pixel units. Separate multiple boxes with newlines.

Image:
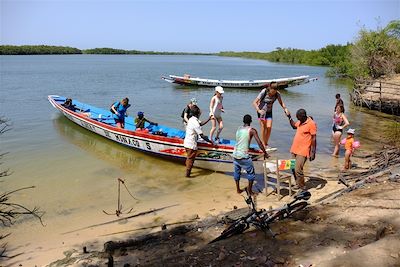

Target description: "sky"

left=1, top=0, right=399, bottom=53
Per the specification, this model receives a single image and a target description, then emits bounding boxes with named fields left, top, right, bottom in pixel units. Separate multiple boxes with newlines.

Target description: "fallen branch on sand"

left=62, top=204, right=179, bottom=235
left=315, top=148, right=400, bottom=204
left=316, top=163, right=400, bottom=204
left=340, top=147, right=400, bottom=182
left=104, top=225, right=193, bottom=253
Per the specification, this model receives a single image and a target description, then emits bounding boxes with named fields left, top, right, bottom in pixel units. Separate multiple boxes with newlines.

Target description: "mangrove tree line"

left=218, top=20, right=400, bottom=79
left=0, top=45, right=213, bottom=56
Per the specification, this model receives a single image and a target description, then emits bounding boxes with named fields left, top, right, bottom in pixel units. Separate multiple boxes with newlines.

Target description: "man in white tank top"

left=232, top=114, right=268, bottom=195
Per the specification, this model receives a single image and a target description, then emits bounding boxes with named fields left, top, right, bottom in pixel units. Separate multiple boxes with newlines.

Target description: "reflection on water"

left=52, top=115, right=215, bottom=198
left=53, top=115, right=156, bottom=172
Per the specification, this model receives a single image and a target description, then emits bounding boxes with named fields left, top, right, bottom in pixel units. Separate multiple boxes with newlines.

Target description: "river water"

left=0, top=55, right=394, bottom=265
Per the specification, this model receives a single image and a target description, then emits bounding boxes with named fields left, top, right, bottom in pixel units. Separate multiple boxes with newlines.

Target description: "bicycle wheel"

left=263, top=202, right=308, bottom=223
left=287, top=201, right=308, bottom=216
left=209, top=219, right=248, bottom=243
left=263, top=210, right=283, bottom=224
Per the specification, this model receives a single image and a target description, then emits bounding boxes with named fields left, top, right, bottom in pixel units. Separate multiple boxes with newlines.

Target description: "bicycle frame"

left=210, top=190, right=311, bottom=243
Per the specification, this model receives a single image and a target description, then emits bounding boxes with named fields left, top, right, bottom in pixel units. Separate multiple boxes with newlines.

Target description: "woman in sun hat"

left=209, top=86, right=225, bottom=144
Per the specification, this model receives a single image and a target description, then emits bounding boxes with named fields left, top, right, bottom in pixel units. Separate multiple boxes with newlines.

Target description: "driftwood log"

left=104, top=225, right=194, bottom=254
left=316, top=148, right=400, bottom=204
left=340, top=147, right=400, bottom=182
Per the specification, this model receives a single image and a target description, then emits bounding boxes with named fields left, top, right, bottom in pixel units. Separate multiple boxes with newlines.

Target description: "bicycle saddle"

left=295, top=191, right=311, bottom=200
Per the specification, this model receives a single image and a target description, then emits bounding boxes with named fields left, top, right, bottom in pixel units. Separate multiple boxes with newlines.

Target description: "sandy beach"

left=37, top=147, right=400, bottom=267
left=4, top=146, right=399, bottom=267
left=1, top=154, right=340, bottom=266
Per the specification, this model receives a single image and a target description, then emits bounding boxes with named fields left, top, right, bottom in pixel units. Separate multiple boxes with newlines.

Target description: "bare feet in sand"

left=237, top=188, right=244, bottom=194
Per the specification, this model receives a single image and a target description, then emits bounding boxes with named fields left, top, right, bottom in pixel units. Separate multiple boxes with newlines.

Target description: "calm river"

left=0, top=55, right=394, bottom=265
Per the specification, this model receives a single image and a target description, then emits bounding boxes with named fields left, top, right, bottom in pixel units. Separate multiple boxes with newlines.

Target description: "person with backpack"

left=110, top=97, right=131, bottom=129
left=252, top=82, right=289, bottom=149
left=181, top=98, right=198, bottom=125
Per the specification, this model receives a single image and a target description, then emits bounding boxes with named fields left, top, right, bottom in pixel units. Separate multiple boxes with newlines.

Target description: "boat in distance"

left=48, top=95, right=266, bottom=172
left=162, top=74, right=317, bottom=89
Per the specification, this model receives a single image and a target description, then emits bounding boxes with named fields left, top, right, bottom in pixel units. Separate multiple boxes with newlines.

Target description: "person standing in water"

left=209, top=86, right=225, bottom=144
left=334, top=93, right=344, bottom=112
left=332, top=105, right=350, bottom=157
left=232, top=114, right=268, bottom=195
left=183, top=105, right=212, bottom=178
left=252, top=82, right=289, bottom=149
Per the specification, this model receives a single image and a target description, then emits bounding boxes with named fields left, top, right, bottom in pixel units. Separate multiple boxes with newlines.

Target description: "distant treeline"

left=83, top=47, right=213, bottom=55
left=0, top=45, right=213, bottom=56
left=0, top=45, right=82, bottom=55
left=218, top=44, right=352, bottom=77
left=2, top=20, right=399, bottom=80
left=218, top=20, right=400, bottom=79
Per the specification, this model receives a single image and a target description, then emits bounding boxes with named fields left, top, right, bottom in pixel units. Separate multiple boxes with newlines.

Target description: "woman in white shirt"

left=209, top=86, right=225, bottom=144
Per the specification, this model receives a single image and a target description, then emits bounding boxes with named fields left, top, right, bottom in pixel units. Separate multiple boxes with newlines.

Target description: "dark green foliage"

left=83, top=47, right=213, bottom=55
left=351, top=20, right=400, bottom=79
left=218, top=44, right=351, bottom=77
left=0, top=45, right=214, bottom=56
left=0, top=45, right=82, bottom=55
left=83, top=47, right=128, bottom=54
left=219, top=19, right=400, bottom=81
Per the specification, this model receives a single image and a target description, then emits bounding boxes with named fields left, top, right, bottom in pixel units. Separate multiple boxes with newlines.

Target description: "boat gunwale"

left=48, top=95, right=263, bottom=156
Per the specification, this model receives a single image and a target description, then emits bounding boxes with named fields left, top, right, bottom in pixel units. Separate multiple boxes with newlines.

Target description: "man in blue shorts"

left=232, top=114, right=268, bottom=195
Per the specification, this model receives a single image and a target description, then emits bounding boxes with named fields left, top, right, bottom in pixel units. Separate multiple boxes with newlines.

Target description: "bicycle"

left=209, top=189, right=311, bottom=243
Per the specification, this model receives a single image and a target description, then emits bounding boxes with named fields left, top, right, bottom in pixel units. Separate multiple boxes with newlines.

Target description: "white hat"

left=215, top=86, right=224, bottom=94
left=347, top=128, right=355, bottom=134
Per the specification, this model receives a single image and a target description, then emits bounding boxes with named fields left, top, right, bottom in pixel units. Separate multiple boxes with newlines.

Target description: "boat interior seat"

left=146, top=124, right=185, bottom=139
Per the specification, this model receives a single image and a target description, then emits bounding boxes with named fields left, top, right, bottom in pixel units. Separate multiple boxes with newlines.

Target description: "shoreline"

left=5, top=145, right=396, bottom=266
left=46, top=147, right=400, bottom=267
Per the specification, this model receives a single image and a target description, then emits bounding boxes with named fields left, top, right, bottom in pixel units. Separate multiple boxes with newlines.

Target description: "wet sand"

left=4, top=152, right=357, bottom=266
left=3, top=115, right=393, bottom=266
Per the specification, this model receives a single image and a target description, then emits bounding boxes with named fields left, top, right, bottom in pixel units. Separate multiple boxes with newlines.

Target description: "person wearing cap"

left=343, top=128, right=355, bottom=170
left=286, top=108, right=317, bottom=192
left=110, top=97, right=131, bottom=129
left=252, top=82, right=289, bottom=149
left=182, top=98, right=198, bottom=125
left=135, top=111, right=158, bottom=129
left=183, top=105, right=213, bottom=177
left=209, top=86, right=225, bottom=144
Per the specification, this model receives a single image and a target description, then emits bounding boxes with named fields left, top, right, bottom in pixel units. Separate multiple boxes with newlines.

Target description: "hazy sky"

left=1, top=0, right=399, bottom=52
